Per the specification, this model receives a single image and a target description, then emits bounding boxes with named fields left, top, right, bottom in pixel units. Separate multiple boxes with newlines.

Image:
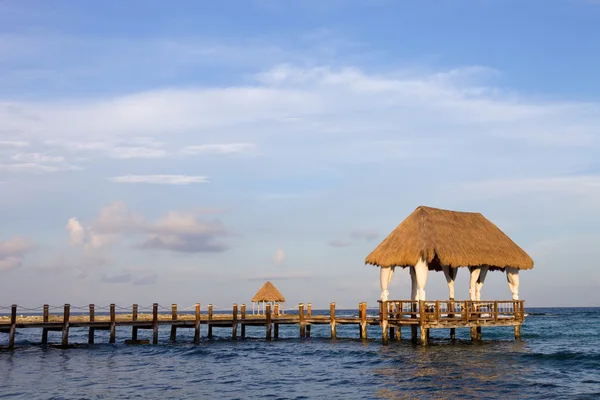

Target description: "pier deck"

left=0, top=300, right=525, bottom=348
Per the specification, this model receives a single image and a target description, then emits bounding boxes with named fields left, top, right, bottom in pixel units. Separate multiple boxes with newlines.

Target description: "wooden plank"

left=170, top=304, right=177, bottom=342
left=207, top=304, right=213, bottom=339
left=42, top=304, right=49, bottom=345
left=62, top=304, right=70, bottom=347
left=131, top=304, right=138, bottom=341
left=109, top=304, right=116, bottom=344
left=194, top=303, right=201, bottom=344
left=9, top=304, right=17, bottom=350
left=240, top=304, right=246, bottom=339
left=152, top=303, right=159, bottom=344
left=266, top=304, right=272, bottom=340
left=89, top=304, right=95, bottom=344
left=232, top=304, right=238, bottom=340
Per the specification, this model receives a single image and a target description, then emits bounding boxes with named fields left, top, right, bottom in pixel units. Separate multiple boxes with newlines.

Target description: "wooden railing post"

left=299, top=303, right=305, bottom=338
left=207, top=304, right=213, bottom=339
left=240, top=304, right=246, bottom=339
left=306, top=303, right=312, bottom=338
left=232, top=304, right=238, bottom=340
left=152, top=303, right=159, bottom=344
left=330, top=302, right=336, bottom=339
left=493, top=301, right=499, bottom=323
left=170, top=304, right=177, bottom=342
left=266, top=304, right=272, bottom=340
left=109, top=304, right=116, bottom=344
left=274, top=304, right=279, bottom=338
left=62, top=304, right=70, bottom=347
left=131, top=304, right=138, bottom=341
left=42, top=304, right=49, bottom=345
left=194, top=303, right=201, bottom=344
left=360, top=302, right=367, bottom=339
left=381, top=301, right=388, bottom=344
left=9, top=304, right=17, bottom=350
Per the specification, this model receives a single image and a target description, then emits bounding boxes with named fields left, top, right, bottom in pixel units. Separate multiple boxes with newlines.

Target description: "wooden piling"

left=194, top=303, right=201, bottom=344
left=42, top=304, right=49, bottom=345
left=306, top=303, right=312, bottom=338
left=240, top=304, right=246, bottom=339
left=170, top=304, right=177, bottom=342
left=274, top=304, right=279, bottom=339
left=89, top=304, right=95, bottom=344
left=418, top=301, right=427, bottom=346
left=232, top=304, right=238, bottom=340
left=9, top=304, right=17, bottom=350
left=449, top=299, right=456, bottom=340
left=131, top=304, right=138, bottom=341
left=207, top=304, right=213, bottom=339
left=330, top=302, right=336, bottom=339
left=476, top=326, right=482, bottom=340
left=152, top=303, right=159, bottom=344
left=360, top=302, right=367, bottom=339
left=62, top=304, right=70, bottom=347
left=514, top=325, right=521, bottom=340
left=411, top=301, right=417, bottom=343
left=109, top=304, right=116, bottom=344
left=266, top=304, right=272, bottom=340
left=299, top=303, right=305, bottom=338
left=381, top=301, right=388, bottom=345
left=388, top=302, right=395, bottom=340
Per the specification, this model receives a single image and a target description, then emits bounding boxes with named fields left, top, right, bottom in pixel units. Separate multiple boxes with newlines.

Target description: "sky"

left=1, top=0, right=599, bottom=309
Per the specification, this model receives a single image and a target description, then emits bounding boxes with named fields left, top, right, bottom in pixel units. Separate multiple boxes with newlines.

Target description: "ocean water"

left=1, top=307, right=599, bottom=399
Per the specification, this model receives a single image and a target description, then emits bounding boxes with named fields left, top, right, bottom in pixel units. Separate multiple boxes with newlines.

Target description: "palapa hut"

left=251, top=281, right=286, bottom=315
left=365, top=206, right=534, bottom=302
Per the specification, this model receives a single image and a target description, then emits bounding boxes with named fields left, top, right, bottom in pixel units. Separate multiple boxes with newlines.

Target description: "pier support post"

left=266, top=304, right=272, bottom=341
left=514, top=325, right=521, bottom=340
left=240, top=304, right=246, bottom=339
left=274, top=304, right=279, bottom=338
left=330, top=302, right=336, bottom=339
left=232, top=304, right=238, bottom=340
left=109, top=304, right=116, bottom=344
left=299, top=304, right=305, bottom=338
left=306, top=303, right=312, bottom=338
left=9, top=304, right=17, bottom=350
left=62, top=304, right=70, bottom=347
left=89, top=304, right=96, bottom=344
left=411, top=301, right=418, bottom=343
left=207, top=304, right=213, bottom=339
left=381, top=301, right=389, bottom=344
left=449, top=299, right=455, bottom=340
left=131, top=304, right=138, bottom=341
left=152, top=303, right=159, bottom=344
left=476, top=326, right=482, bottom=341
left=388, top=302, right=395, bottom=341
left=170, top=304, right=177, bottom=342
left=360, top=302, right=367, bottom=339
left=420, top=326, right=428, bottom=346
left=194, top=303, right=201, bottom=344
left=42, top=304, right=49, bottom=345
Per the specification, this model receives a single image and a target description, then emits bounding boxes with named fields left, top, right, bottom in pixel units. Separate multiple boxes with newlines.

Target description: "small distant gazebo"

left=252, top=281, right=286, bottom=315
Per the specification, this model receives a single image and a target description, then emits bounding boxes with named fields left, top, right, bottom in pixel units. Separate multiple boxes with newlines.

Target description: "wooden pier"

left=0, top=300, right=525, bottom=349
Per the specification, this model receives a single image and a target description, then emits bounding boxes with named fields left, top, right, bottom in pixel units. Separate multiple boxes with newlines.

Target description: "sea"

left=1, top=307, right=599, bottom=399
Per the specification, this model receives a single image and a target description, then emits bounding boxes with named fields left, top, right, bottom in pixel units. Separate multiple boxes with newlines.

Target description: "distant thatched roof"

left=365, top=206, right=534, bottom=271
left=252, top=281, right=286, bottom=302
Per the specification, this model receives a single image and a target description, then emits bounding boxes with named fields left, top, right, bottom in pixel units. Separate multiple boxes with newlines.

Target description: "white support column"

left=506, top=267, right=520, bottom=300
left=414, top=258, right=428, bottom=301
left=410, top=266, right=417, bottom=301
left=379, top=266, right=395, bottom=301
left=476, top=266, right=488, bottom=301
left=442, top=266, right=458, bottom=299
left=469, top=266, right=489, bottom=301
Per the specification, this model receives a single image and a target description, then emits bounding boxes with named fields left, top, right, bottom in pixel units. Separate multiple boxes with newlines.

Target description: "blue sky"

left=1, top=0, right=599, bottom=309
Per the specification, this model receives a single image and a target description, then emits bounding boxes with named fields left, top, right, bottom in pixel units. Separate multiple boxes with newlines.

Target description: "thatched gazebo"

left=252, top=281, right=286, bottom=315
left=365, top=206, right=534, bottom=302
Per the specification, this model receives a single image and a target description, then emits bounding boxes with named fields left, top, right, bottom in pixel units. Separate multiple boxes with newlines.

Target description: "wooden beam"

left=240, top=304, right=246, bottom=339
left=274, top=304, right=279, bottom=339
left=109, top=304, right=116, bottom=344
left=381, top=301, right=388, bottom=345
left=42, top=304, right=49, bottom=345
left=306, top=303, right=312, bottom=338
left=232, top=304, right=238, bottom=340
left=170, top=304, right=177, bottom=342
left=62, top=304, right=70, bottom=347
left=9, top=304, right=17, bottom=350
left=266, top=304, right=272, bottom=341
left=207, top=304, right=213, bottom=339
left=449, top=299, right=455, bottom=340
left=360, top=302, right=367, bottom=339
left=194, top=303, right=201, bottom=344
left=299, top=303, right=305, bottom=338
left=131, top=304, right=138, bottom=341
left=89, top=304, right=95, bottom=344
left=152, top=303, right=159, bottom=344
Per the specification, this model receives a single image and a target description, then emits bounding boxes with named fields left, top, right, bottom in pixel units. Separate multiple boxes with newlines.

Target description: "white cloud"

left=70, top=202, right=231, bottom=253
left=109, top=175, right=208, bottom=185
left=273, top=249, right=285, bottom=265
left=0, top=140, right=29, bottom=148
left=349, top=229, right=379, bottom=242
left=107, top=147, right=167, bottom=159
left=181, top=143, right=257, bottom=155
left=0, top=236, right=35, bottom=272
left=66, top=217, right=85, bottom=245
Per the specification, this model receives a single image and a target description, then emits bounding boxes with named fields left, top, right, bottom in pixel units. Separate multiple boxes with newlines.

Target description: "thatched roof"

left=252, top=281, right=286, bottom=302
left=365, top=206, right=534, bottom=271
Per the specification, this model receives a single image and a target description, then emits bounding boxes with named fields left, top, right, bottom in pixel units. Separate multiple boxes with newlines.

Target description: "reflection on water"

left=0, top=308, right=599, bottom=399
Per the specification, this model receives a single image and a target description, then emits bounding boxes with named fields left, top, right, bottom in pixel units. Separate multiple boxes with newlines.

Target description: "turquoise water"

left=1, top=308, right=599, bottom=399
